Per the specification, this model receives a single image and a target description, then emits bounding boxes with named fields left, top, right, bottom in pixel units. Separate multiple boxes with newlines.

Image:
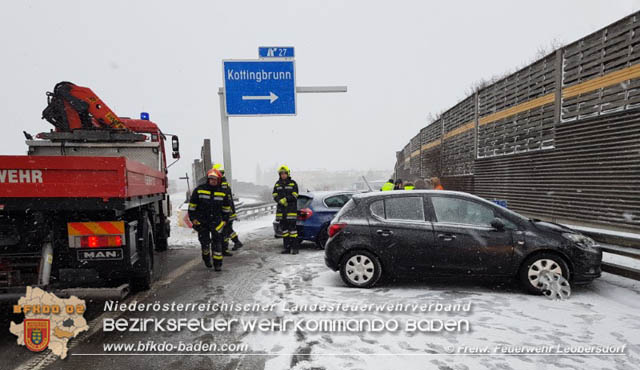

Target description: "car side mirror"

left=171, top=136, right=180, bottom=159
left=491, top=217, right=505, bottom=231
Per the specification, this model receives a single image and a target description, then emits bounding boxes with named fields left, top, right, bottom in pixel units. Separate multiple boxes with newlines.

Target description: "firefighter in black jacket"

left=188, top=168, right=231, bottom=271
left=273, top=165, right=299, bottom=254
left=213, top=164, right=244, bottom=255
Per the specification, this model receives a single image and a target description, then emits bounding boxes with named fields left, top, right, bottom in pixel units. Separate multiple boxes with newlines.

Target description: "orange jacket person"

left=431, top=177, right=444, bottom=190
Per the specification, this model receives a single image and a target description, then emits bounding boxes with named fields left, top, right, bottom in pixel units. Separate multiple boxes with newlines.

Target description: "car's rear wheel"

left=316, top=225, right=329, bottom=249
left=339, top=250, right=382, bottom=288
left=519, top=253, right=569, bottom=294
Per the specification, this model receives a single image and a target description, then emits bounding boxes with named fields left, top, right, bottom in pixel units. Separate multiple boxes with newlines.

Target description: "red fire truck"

left=0, top=82, right=179, bottom=300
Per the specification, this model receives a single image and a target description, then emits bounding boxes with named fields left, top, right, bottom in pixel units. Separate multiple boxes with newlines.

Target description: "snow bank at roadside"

left=168, top=212, right=274, bottom=249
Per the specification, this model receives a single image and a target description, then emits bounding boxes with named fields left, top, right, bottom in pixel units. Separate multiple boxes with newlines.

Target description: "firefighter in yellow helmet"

left=188, top=168, right=231, bottom=271
left=213, top=164, right=243, bottom=255
left=273, top=165, right=300, bottom=254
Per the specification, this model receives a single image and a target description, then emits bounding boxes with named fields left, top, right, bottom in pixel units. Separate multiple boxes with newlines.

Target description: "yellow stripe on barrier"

left=478, top=93, right=555, bottom=127
left=563, top=63, right=640, bottom=98
left=418, top=62, right=640, bottom=144
left=421, top=140, right=441, bottom=151
left=444, top=121, right=476, bottom=140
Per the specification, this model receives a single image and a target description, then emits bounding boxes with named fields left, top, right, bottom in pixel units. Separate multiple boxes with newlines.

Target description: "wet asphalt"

left=1, top=226, right=293, bottom=370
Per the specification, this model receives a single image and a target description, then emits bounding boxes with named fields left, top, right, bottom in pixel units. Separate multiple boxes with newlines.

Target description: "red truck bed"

left=0, top=156, right=165, bottom=199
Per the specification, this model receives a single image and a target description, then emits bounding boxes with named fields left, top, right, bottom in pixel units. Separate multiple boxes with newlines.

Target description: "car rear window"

left=370, top=197, right=425, bottom=221
left=334, top=198, right=356, bottom=219
left=297, top=196, right=312, bottom=209
left=370, top=200, right=384, bottom=218
left=431, top=197, right=494, bottom=226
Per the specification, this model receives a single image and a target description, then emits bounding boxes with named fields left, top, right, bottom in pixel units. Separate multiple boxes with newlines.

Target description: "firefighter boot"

left=231, top=236, right=243, bottom=251
left=222, top=235, right=233, bottom=256
left=281, top=236, right=291, bottom=254
left=202, top=248, right=212, bottom=268
left=291, top=237, right=299, bottom=255
left=212, top=252, right=223, bottom=271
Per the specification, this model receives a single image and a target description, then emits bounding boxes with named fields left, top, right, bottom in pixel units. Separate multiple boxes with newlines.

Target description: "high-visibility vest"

left=434, top=185, right=444, bottom=190
left=380, top=182, right=395, bottom=191
left=404, top=185, right=415, bottom=190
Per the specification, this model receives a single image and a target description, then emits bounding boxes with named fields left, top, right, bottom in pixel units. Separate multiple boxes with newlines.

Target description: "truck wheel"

left=155, top=218, right=170, bottom=252
left=132, top=217, right=154, bottom=291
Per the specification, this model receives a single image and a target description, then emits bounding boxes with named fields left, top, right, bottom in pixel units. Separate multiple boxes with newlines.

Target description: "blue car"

left=273, top=191, right=355, bottom=248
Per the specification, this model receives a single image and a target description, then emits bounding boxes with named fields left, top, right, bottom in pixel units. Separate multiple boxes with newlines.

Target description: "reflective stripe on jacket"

left=273, top=178, right=299, bottom=216
left=188, top=183, right=231, bottom=224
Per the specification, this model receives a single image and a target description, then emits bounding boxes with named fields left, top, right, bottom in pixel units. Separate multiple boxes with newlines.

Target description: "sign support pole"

left=217, top=85, right=347, bottom=186
left=218, top=89, right=233, bottom=183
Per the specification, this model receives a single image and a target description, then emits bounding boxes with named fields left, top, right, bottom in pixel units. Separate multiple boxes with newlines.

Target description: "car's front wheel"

left=519, top=253, right=570, bottom=294
left=339, top=250, right=382, bottom=288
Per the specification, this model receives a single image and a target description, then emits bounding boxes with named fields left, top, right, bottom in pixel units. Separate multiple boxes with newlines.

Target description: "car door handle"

left=437, top=233, right=456, bottom=241
left=376, top=229, right=393, bottom=237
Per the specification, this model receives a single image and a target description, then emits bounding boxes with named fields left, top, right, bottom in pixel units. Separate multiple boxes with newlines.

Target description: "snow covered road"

left=163, top=201, right=639, bottom=369
left=243, top=247, right=640, bottom=370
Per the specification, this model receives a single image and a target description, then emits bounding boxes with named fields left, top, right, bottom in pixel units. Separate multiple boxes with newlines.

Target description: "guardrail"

left=236, top=202, right=276, bottom=218
left=577, top=230, right=640, bottom=282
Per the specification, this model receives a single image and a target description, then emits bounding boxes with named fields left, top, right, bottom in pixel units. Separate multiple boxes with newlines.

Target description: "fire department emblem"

left=24, top=319, right=50, bottom=352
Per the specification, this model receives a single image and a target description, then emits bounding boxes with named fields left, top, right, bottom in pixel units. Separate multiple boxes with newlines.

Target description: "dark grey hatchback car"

left=324, top=190, right=602, bottom=293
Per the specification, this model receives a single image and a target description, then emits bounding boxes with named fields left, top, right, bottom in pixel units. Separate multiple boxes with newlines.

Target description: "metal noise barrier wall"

left=395, top=11, right=640, bottom=235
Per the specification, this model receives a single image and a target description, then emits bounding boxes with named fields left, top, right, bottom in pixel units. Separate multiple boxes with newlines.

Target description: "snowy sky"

left=1, top=0, right=639, bottom=182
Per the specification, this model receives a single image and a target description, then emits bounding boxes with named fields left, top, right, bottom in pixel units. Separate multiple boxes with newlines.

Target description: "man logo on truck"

left=78, top=249, right=123, bottom=261
left=0, top=170, right=43, bottom=183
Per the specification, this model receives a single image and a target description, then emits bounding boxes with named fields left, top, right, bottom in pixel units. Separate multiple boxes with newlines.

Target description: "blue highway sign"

left=259, top=46, right=295, bottom=58
left=223, top=60, right=296, bottom=116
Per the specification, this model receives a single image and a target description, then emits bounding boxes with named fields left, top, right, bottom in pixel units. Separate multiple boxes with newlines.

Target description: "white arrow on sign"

left=242, top=92, right=279, bottom=104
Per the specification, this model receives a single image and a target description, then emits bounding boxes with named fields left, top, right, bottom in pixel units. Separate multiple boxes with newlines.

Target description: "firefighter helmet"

left=213, top=163, right=225, bottom=175
left=207, top=168, right=222, bottom=179
left=277, top=165, right=290, bottom=175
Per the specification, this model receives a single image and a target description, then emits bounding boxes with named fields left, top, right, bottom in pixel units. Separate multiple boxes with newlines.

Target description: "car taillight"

left=298, top=208, right=313, bottom=221
left=328, top=223, right=347, bottom=238
left=80, top=235, right=122, bottom=248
